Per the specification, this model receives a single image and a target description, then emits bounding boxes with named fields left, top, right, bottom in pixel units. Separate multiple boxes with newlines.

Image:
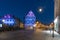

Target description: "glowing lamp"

left=2, top=19, right=5, bottom=22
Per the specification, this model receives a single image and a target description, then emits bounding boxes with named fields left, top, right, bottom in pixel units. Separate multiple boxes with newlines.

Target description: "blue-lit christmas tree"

left=25, top=11, right=36, bottom=29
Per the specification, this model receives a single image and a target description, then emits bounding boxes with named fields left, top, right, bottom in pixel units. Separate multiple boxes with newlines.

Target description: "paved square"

left=0, top=30, right=60, bottom=40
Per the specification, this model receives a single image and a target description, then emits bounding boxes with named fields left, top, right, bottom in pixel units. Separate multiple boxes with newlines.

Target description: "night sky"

left=0, top=0, right=54, bottom=24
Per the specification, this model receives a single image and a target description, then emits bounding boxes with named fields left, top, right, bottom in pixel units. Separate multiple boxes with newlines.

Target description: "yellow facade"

left=20, top=23, right=24, bottom=28
left=34, top=21, right=49, bottom=30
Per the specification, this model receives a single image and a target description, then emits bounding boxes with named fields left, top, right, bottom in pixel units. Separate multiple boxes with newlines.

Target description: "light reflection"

left=42, top=30, right=59, bottom=35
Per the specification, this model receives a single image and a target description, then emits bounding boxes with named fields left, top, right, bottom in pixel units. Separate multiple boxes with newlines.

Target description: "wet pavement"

left=0, top=30, right=60, bottom=40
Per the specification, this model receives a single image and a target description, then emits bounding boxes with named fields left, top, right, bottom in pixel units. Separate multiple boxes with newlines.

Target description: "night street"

left=0, top=30, right=60, bottom=40
left=0, top=0, right=60, bottom=40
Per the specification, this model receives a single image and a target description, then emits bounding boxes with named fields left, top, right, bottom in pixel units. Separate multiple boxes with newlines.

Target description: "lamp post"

left=39, top=8, right=43, bottom=12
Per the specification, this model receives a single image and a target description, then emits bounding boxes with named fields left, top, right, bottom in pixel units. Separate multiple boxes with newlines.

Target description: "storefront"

left=54, top=16, right=59, bottom=33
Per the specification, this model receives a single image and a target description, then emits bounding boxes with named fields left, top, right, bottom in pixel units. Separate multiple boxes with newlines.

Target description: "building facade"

left=25, top=11, right=36, bottom=29
left=54, top=0, right=60, bottom=33
left=2, top=15, right=15, bottom=27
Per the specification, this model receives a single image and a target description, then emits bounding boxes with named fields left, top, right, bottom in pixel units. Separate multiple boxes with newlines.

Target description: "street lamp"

left=2, top=19, right=5, bottom=22
left=38, top=8, right=43, bottom=12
